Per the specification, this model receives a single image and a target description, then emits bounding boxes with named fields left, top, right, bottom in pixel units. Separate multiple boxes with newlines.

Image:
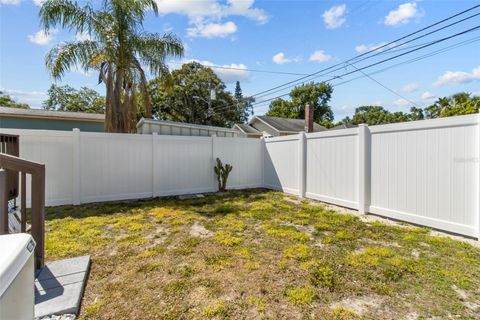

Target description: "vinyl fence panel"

left=305, top=129, right=359, bottom=209
left=263, top=135, right=300, bottom=195
left=368, top=115, right=479, bottom=237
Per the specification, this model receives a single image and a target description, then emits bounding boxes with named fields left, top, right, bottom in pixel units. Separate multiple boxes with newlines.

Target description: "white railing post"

left=261, top=137, right=266, bottom=188
left=478, top=113, right=480, bottom=240
left=72, top=128, right=81, bottom=205
left=358, top=124, right=370, bottom=214
left=298, top=132, right=307, bottom=197
left=152, top=132, right=159, bottom=198
left=212, top=135, right=217, bottom=191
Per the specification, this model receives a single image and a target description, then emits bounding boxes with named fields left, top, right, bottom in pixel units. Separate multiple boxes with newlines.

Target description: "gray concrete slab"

left=34, top=256, right=90, bottom=318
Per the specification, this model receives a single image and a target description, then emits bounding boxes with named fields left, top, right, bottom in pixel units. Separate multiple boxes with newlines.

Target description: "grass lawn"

left=44, top=189, right=480, bottom=319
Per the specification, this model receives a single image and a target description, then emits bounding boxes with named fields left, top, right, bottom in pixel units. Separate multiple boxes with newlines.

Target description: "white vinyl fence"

left=264, top=114, right=480, bottom=238
left=1, top=113, right=479, bottom=238
left=0, top=128, right=263, bottom=206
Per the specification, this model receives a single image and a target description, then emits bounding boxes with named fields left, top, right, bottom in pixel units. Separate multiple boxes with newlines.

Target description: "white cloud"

left=393, top=98, right=410, bottom=107
left=384, top=2, right=423, bottom=26
left=322, top=4, right=347, bottom=29
left=168, top=59, right=251, bottom=83
left=33, top=0, right=45, bottom=6
left=420, top=91, right=436, bottom=101
left=309, top=50, right=331, bottom=63
left=401, top=83, right=419, bottom=93
left=156, top=0, right=267, bottom=23
left=187, top=21, right=237, bottom=38
left=154, top=0, right=268, bottom=38
left=272, top=52, right=301, bottom=65
left=28, top=29, right=56, bottom=45
left=0, top=0, right=21, bottom=5
left=0, top=88, right=47, bottom=108
left=433, top=66, right=480, bottom=87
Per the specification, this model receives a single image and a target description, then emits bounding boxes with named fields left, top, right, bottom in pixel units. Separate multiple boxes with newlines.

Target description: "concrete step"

left=34, top=256, right=91, bottom=319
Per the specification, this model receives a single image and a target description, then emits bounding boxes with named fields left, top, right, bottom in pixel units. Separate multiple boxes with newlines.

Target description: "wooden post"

left=0, top=169, right=7, bottom=234
left=298, top=132, right=307, bottom=198
left=21, top=172, right=26, bottom=232
left=31, top=166, right=45, bottom=269
left=358, top=124, right=370, bottom=214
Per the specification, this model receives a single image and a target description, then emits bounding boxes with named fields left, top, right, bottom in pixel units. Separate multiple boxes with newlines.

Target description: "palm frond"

left=40, top=0, right=95, bottom=34
left=45, top=40, right=100, bottom=79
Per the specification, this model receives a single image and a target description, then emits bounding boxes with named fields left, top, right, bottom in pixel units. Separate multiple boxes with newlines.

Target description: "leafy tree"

left=234, top=81, right=254, bottom=124
left=149, top=62, right=249, bottom=127
left=425, top=92, right=479, bottom=119
left=0, top=92, right=29, bottom=109
left=266, top=82, right=334, bottom=127
left=408, top=106, right=424, bottom=121
left=40, top=0, right=183, bottom=132
left=43, top=84, right=105, bottom=113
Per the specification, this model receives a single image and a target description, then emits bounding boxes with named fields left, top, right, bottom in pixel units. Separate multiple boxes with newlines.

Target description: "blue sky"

left=1, top=0, right=479, bottom=121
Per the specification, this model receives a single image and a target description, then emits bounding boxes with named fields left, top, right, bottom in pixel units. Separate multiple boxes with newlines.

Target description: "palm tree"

left=40, top=0, right=184, bottom=132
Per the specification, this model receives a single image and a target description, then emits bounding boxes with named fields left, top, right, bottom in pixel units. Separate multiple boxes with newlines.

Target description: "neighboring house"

left=0, top=106, right=104, bottom=132
left=233, top=115, right=327, bottom=138
left=232, top=123, right=263, bottom=138
left=137, top=118, right=239, bottom=138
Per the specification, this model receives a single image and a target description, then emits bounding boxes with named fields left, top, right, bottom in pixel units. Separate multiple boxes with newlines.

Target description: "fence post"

left=152, top=132, right=159, bottom=198
left=478, top=113, right=480, bottom=240
left=212, top=135, right=217, bottom=191
left=72, top=128, right=81, bottom=205
left=298, top=132, right=307, bottom=198
left=260, top=137, right=266, bottom=189
left=358, top=124, right=370, bottom=214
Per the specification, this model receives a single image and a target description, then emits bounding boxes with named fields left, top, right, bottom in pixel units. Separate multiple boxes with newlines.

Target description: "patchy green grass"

left=44, top=189, right=480, bottom=319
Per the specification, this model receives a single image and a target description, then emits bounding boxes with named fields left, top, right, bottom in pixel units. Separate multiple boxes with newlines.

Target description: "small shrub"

left=214, top=231, right=243, bottom=246
left=283, top=243, right=311, bottom=261
left=310, top=266, right=335, bottom=291
left=329, top=307, right=359, bottom=320
left=285, top=286, right=315, bottom=305
left=202, top=300, right=229, bottom=318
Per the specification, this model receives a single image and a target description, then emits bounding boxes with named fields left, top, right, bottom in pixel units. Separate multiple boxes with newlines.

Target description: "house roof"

left=252, top=116, right=327, bottom=133
left=137, top=118, right=238, bottom=133
left=0, top=106, right=104, bottom=122
left=330, top=123, right=358, bottom=130
left=232, top=123, right=262, bottom=135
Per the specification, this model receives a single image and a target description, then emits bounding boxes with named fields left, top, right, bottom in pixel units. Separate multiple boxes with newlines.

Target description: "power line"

left=344, top=62, right=420, bottom=108
left=248, top=4, right=480, bottom=99
left=210, top=5, right=480, bottom=114
left=251, top=25, right=480, bottom=106
left=332, top=35, right=480, bottom=88
left=251, top=34, right=480, bottom=112
left=253, top=10, right=480, bottom=100
left=204, top=64, right=310, bottom=76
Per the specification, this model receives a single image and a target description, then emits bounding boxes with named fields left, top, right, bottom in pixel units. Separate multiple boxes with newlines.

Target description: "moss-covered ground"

left=44, top=189, right=480, bottom=319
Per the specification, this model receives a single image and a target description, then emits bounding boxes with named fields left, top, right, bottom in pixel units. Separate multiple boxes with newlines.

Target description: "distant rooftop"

left=0, top=106, right=104, bottom=122
left=254, top=116, right=327, bottom=133
left=233, top=123, right=262, bottom=135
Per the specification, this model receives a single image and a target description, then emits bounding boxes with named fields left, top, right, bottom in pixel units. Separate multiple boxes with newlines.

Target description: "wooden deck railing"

left=0, top=135, right=46, bottom=269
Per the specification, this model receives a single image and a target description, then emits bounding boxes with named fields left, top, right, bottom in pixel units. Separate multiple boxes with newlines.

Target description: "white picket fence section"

left=264, top=114, right=480, bottom=238
left=1, top=113, right=479, bottom=238
left=0, top=128, right=263, bottom=206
